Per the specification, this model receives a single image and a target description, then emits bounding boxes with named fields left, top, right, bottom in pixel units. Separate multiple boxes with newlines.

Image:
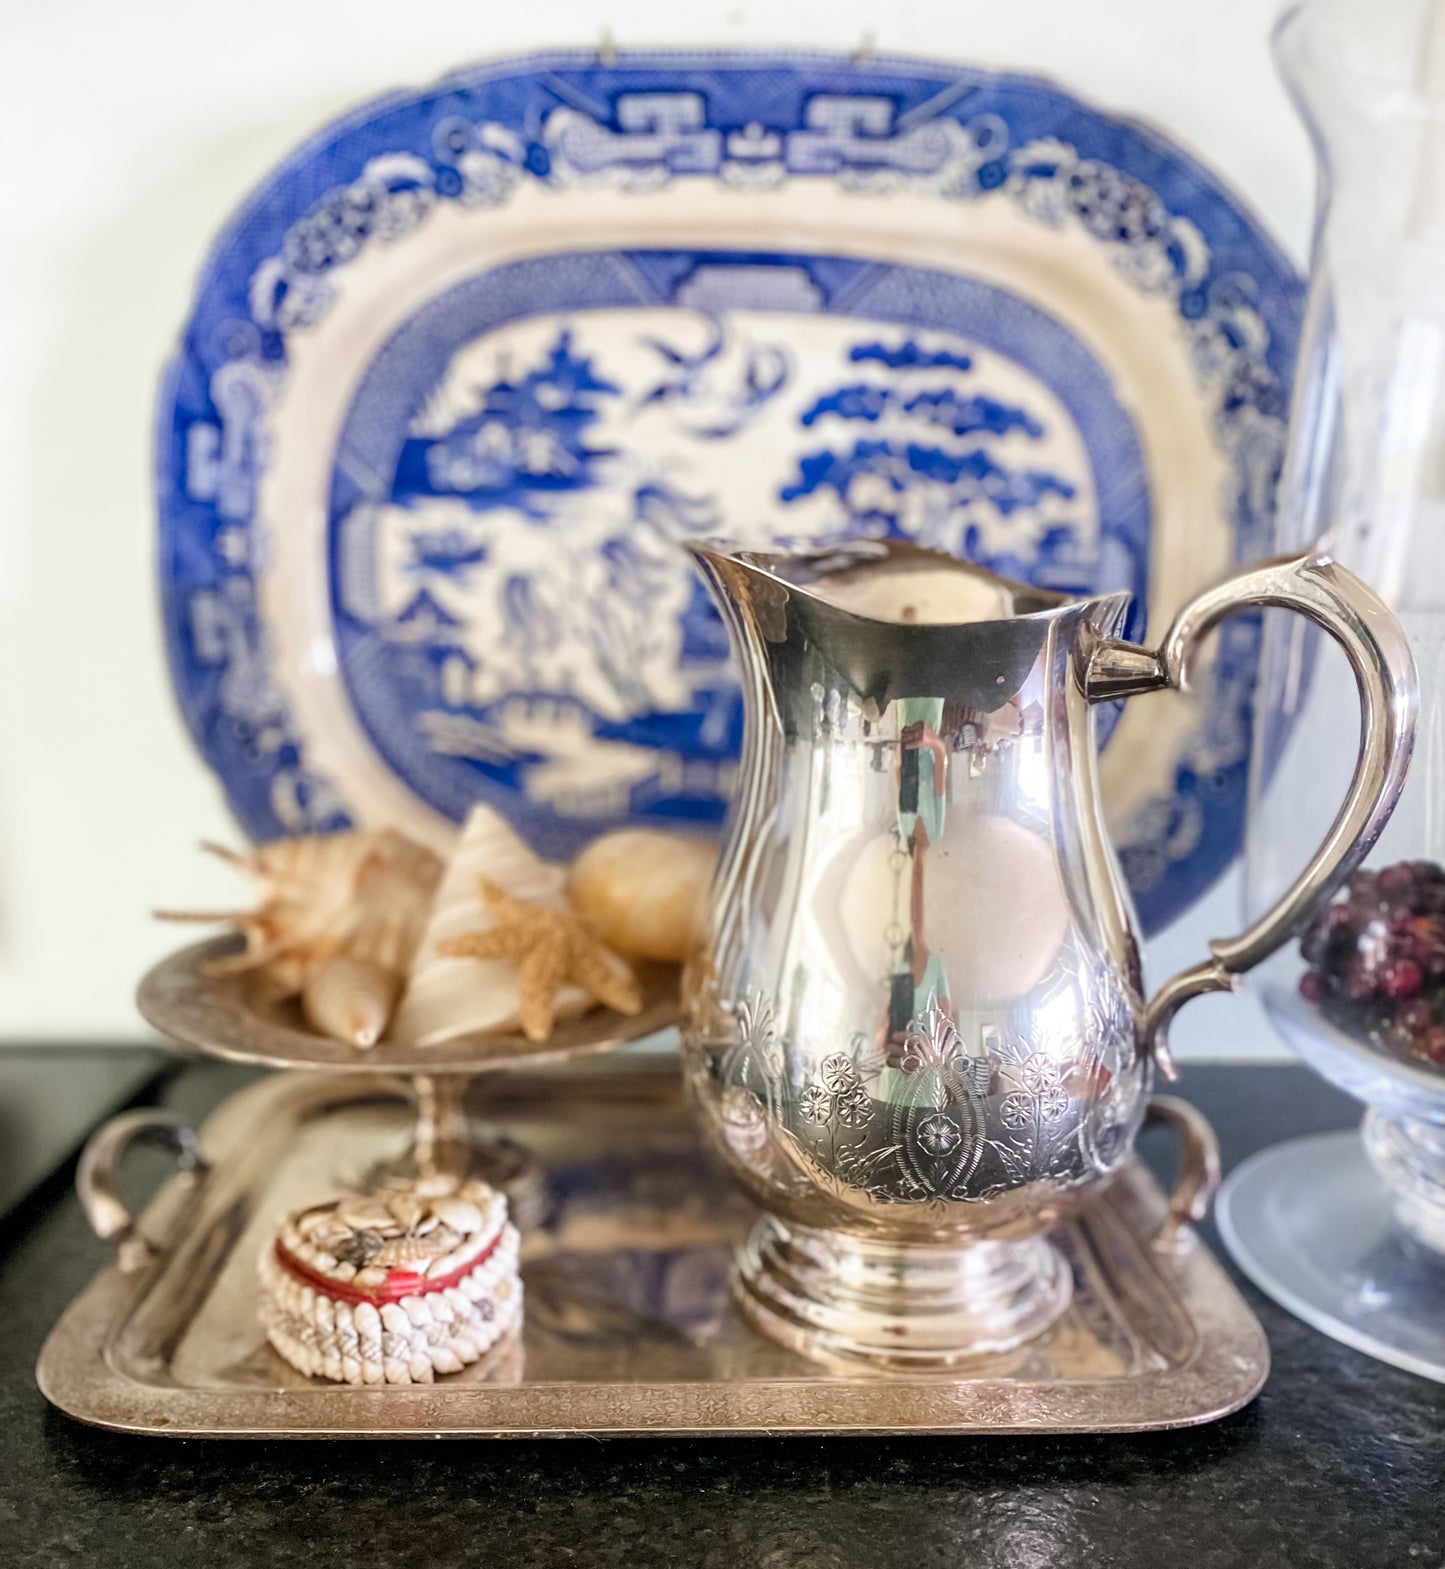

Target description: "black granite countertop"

left=1, top=1056, right=1440, bottom=1569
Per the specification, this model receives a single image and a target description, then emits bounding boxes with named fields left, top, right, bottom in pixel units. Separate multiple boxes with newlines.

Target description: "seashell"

left=410, top=1173, right=460, bottom=1198
left=566, top=829, right=718, bottom=964
left=372, top=1235, right=447, bottom=1267
left=387, top=1194, right=427, bottom=1231
left=301, top=956, right=400, bottom=1049
left=312, top=1224, right=354, bottom=1257
left=260, top=1175, right=522, bottom=1385
left=391, top=804, right=592, bottom=1047
left=429, top=1195, right=484, bottom=1234
left=334, top=1231, right=383, bottom=1268
left=337, top=1197, right=401, bottom=1232
left=451, top=1332, right=481, bottom=1364
left=158, top=828, right=442, bottom=1040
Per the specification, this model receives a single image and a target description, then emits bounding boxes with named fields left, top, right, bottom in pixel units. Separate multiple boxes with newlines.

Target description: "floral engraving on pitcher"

left=999, top=1056, right=1071, bottom=1129
left=897, top=1005, right=993, bottom=1099
left=710, top=989, right=787, bottom=1164
left=719, top=991, right=783, bottom=1099
left=703, top=990, right=1141, bottom=1211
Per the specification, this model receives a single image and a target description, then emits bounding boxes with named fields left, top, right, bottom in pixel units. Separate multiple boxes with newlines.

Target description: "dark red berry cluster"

left=1298, top=860, right=1445, bottom=1067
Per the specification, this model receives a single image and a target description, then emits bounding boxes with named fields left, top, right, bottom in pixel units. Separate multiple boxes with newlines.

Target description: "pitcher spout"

left=685, top=538, right=801, bottom=651
left=686, top=537, right=1130, bottom=720
left=683, top=537, right=779, bottom=612
left=687, top=537, right=1103, bottom=630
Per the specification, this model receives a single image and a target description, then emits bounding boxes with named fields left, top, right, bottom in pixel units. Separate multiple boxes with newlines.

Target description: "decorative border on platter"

left=155, top=50, right=1303, bottom=932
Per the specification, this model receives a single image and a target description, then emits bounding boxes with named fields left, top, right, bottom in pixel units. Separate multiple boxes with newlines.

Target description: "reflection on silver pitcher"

left=682, top=539, right=1416, bottom=1370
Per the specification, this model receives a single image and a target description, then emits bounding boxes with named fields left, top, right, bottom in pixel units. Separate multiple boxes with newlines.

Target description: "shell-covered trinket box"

left=259, top=1174, right=520, bottom=1384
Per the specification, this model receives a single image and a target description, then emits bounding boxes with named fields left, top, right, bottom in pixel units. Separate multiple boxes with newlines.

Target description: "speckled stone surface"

left=2, top=1059, right=1441, bottom=1569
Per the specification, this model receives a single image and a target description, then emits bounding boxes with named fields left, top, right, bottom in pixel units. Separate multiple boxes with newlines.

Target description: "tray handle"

left=1142, top=1095, right=1222, bottom=1254
left=76, top=1110, right=207, bottom=1274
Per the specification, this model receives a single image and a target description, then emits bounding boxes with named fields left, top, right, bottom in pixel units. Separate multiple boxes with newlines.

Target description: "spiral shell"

left=158, top=827, right=443, bottom=1045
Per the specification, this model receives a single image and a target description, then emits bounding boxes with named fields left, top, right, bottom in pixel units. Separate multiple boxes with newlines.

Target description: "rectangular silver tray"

left=38, top=1060, right=1267, bottom=1436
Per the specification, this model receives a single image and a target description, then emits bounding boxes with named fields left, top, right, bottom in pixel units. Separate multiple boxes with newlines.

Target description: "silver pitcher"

left=682, top=539, right=1416, bottom=1370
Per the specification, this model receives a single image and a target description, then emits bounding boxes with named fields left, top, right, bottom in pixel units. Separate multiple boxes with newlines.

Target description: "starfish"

left=437, top=879, right=642, bottom=1043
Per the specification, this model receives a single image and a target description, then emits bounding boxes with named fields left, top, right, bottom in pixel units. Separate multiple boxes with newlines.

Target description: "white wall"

left=0, top=0, right=1312, bottom=1052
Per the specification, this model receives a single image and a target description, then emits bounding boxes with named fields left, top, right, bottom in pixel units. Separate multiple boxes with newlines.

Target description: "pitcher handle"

left=1143, top=1095, right=1222, bottom=1252
left=1085, top=551, right=1418, bottom=1078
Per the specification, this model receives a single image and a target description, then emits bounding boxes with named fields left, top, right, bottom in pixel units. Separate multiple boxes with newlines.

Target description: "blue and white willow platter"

left=157, top=50, right=1303, bottom=934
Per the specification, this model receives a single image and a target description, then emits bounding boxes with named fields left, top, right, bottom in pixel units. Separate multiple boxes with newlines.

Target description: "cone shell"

left=566, top=830, right=717, bottom=964
left=391, top=805, right=590, bottom=1047
left=301, top=956, right=400, bottom=1049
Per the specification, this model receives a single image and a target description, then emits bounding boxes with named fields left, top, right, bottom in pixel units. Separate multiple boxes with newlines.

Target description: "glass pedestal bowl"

left=1222, top=0, right=1445, bottom=1384
left=1219, top=967, right=1445, bottom=1383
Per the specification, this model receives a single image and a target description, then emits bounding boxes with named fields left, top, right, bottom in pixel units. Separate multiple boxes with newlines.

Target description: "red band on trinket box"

left=274, top=1225, right=505, bottom=1306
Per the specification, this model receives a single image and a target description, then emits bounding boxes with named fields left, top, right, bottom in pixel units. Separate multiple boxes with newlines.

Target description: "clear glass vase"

left=1219, top=0, right=1445, bottom=1381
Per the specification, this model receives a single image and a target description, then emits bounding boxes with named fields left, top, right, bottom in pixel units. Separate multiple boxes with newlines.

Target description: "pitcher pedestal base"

left=733, top=1215, right=1072, bottom=1372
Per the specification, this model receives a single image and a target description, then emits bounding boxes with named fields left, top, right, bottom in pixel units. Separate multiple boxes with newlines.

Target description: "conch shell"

left=565, top=829, right=717, bottom=964
left=391, top=805, right=592, bottom=1047
left=159, top=828, right=443, bottom=1043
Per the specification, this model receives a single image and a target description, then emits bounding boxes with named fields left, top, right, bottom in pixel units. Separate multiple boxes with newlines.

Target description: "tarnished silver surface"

left=138, top=935, right=681, bottom=1074
left=75, top=1111, right=208, bottom=1276
left=136, top=933, right=684, bottom=1230
left=682, top=540, right=1413, bottom=1366
left=40, top=1064, right=1268, bottom=1435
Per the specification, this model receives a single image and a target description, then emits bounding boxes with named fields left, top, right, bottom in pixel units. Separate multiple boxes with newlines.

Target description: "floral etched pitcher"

left=681, top=538, right=1415, bottom=1369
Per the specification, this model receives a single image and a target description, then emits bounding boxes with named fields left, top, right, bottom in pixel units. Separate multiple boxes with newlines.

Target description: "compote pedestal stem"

left=409, top=1072, right=547, bottom=1228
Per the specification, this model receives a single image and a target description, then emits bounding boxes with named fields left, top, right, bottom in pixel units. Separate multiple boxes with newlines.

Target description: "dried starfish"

left=437, top=879, right=642, bottom=1042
